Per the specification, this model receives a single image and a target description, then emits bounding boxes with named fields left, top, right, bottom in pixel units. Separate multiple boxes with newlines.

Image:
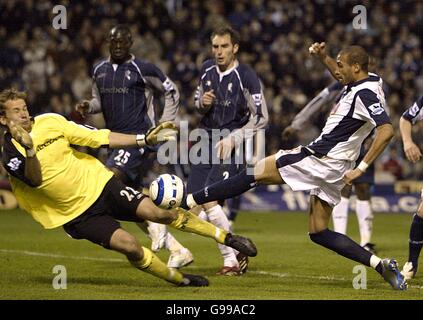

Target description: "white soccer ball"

left=149, top=174, right=185, bottom=209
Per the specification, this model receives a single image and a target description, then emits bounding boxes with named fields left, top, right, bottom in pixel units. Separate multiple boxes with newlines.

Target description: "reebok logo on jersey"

left=368, top=103, right=384, bottom=115
left=7, top=157, right=22, bottom=171
left=100, top=87, right=129, bottom=94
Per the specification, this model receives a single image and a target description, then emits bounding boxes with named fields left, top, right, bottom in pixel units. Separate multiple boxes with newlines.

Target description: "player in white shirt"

left=181, top=43, right=407, bottom=290
left=283, top=59, right=387, bottom=254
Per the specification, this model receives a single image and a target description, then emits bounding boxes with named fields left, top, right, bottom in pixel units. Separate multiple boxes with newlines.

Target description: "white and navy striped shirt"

left=307, top=73, right=390, bottom=161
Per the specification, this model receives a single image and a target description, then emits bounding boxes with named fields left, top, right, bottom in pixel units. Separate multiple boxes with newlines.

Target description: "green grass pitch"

left=0, top=208, right=421, bottom=300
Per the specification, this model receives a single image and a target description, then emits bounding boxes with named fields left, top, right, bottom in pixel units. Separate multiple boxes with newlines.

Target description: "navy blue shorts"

left=63, top=177, right=146, bottom=249
left=187, top=161, right=242, bottom=193
left=186, top=139, right=244, bottom=193
left=106, top=147, right=151, bottom=187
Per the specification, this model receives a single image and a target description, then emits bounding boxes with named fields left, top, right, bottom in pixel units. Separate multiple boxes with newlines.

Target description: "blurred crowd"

left=0, top=0, right=422, bottom=182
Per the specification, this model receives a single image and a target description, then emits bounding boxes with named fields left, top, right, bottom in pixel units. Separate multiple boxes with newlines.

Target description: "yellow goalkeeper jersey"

left=1, top=113, right=114, bottom=229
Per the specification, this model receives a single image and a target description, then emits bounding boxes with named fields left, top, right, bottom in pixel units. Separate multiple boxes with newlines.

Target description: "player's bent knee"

left=254, top=155, right=283, bottom=185
left=355, top=183, right=370, bottom=200
left=150, top=207, right=177, bottom=224
left=135, top=197, right=175, bottom=223
left=110, top=229, right=142, bottom=258
left=309, top=230, right=326, bottom=245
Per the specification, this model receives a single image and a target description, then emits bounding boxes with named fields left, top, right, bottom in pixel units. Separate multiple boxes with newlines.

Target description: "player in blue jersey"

left=75, top=25, right=193, bottom=269
left=187, top=25, right=268, bottom=275
left=399, top=95, right=423, bottom=280
left=180, top=43, right=407, bottom=290
left=283, top=62, right=384, bottom=254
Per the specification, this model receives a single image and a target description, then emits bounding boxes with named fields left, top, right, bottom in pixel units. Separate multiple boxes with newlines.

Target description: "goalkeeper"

left=0, top=88, right=257, bottom=287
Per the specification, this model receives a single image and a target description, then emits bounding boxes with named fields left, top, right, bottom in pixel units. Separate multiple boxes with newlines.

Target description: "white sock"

left=206, top=205, right=238, bottom=267
left=356, top=199, right=373, bottom=246
left=165, top=232, right=185, bottom=253
left=370, top=255, right=381, bottom=269
left=198, top=210, right=208, bottom=222
left=332, top=197, right=349, bottom=234
left=187, top=194, right=197, bottom=209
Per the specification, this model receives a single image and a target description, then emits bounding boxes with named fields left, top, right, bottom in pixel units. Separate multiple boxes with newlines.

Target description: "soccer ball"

left=149, top=174, right=185, bottom=209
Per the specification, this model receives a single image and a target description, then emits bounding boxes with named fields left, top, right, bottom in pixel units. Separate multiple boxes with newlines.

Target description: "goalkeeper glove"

left=136, top=121, right=178, bottom=147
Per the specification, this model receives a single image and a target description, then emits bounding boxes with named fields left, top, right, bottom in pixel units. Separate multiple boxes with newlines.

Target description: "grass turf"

left=0, top=208, right=421, bottom=300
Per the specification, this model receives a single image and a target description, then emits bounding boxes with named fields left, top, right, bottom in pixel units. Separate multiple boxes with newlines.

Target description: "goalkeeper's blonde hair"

left=0, top=88, right=27, bottom=116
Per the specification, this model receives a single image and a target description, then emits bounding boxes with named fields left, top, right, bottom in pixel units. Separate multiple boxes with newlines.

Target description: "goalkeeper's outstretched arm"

left=108, top=121, right=178, bottom=148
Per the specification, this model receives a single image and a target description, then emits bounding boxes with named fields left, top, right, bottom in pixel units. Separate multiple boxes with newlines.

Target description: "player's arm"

left=108, top=123, right=177, bottom=148
left=343, top=90, right=394, bottom=185
left=142, top=63, right=180, bottom=123
left=3, top=121, right=42, bottom=187
left=399, top=117, right=421, bottom=163
left=194, top=63, right=215, bottom=115
left=309, top=42, right=339, bottom=81
left=60, top=115, right=177, bottom=149
left=228, top=71, right=269, bottom=148
left=344, top=123, right=394, bottom=185
left=75, top=81, right=102, bottom=118
left=399, top=96, right=423, bottom=163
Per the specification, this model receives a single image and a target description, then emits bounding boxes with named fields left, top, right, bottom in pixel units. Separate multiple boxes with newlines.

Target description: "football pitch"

left=0, top=208, right=421, bottom=300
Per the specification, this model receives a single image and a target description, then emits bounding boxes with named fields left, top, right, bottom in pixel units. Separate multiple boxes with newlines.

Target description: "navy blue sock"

left=192, top=169, right=257, bottom=205
left=309, top=229, right=373, bottom=267
left=408, top=213, right=423, bottom=268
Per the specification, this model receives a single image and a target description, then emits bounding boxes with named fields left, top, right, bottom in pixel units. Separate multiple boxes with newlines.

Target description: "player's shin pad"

left=169, top=208, right=227, bottom=244
left=130, top=246, right=184, bottom=285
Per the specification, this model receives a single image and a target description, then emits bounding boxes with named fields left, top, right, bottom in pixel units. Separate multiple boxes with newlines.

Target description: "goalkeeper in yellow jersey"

left=0, top=88, right=257, bottom=287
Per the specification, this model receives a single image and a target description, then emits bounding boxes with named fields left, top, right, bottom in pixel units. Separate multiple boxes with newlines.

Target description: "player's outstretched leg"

left=110, top=228, right=207, bottom=287
left=131, top=246, right=208, bottom=287
left=309, top=196, right=407, bottom=290
left=135, top=199, right=258, bottom=257
left=170, top=207, right=258, bottom=257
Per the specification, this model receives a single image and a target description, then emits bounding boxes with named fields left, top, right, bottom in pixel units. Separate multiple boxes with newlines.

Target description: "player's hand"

left=342, top=168, right=364, bottom=185
left=282, top=126, right=297, bottom=139
left=202, top=90, right=216, bottom=107
left=403, top=141, right=422, bottom=163
left=215, top=136, right=235, bottom=160
left=309, top=42, right=327, bottom=60
left=146, top=121, right=178, bottom=145
left=75, top=100, right=90, bottom=118
left=7, top=120, right=33, bottom=150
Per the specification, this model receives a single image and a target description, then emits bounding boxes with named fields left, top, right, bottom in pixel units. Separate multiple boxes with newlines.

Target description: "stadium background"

left=0, top=0, right=423, bottom=301
left=0, top=0, right=422, bottom=211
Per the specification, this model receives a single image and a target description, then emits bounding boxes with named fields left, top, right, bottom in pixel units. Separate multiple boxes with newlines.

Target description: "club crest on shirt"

left=125, top=70, right=131, bottom=80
